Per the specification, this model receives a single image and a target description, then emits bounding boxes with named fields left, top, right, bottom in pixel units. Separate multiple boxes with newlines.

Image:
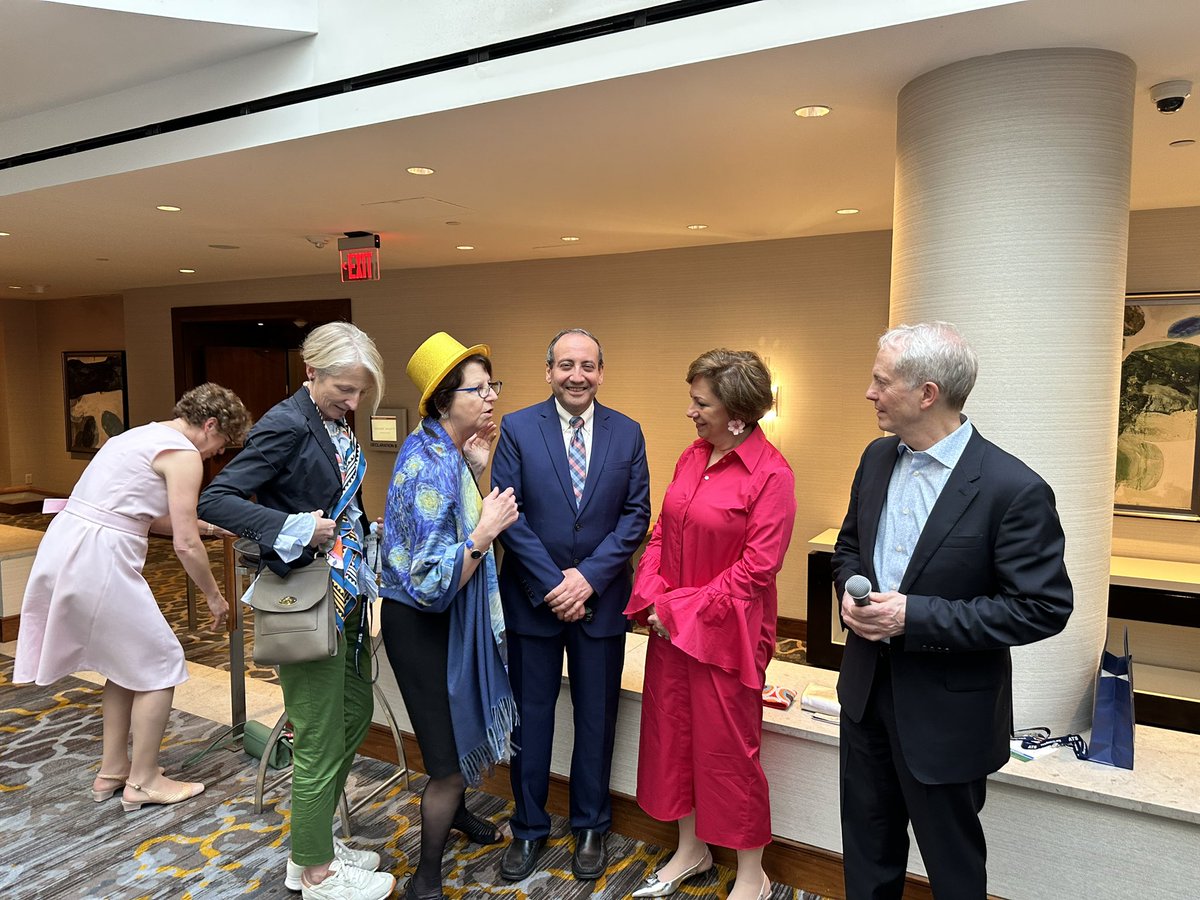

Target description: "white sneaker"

left=285, top=838, right=384, bottom=891
left=299, top=859, right=396, bottom=900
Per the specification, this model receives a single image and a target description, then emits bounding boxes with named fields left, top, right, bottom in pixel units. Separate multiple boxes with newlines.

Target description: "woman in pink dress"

left=14, top=383, right=252, bottom=811
left=626, top=350, right=796, bottom=900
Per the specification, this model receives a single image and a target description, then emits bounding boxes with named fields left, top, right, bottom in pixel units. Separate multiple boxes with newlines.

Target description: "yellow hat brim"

left=407, top=332, right=491, bottom=417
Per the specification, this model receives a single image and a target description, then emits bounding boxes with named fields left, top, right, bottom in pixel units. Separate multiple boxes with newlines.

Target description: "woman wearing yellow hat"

left=380, top=332, right=519, bottom=900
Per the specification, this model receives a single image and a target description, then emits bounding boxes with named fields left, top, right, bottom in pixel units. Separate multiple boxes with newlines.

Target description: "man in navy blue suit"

left=492, top=328, right=651, bottom=882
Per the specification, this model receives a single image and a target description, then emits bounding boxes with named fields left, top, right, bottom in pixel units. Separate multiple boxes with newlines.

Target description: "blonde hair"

left=687, top=349, right=774, bottom=424
left=301, top=322, right=386, bottom=414
left=171, top=383, right=253, bottom=444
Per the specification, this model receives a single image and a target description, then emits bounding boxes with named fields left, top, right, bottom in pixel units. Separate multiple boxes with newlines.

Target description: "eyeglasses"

left=453, top=381, right=502, bottom=399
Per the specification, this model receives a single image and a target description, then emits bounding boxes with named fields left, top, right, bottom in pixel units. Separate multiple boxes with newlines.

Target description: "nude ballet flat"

left=120, top=780, right=205, bottom=812
left=630, top=847, right=713, bottom=897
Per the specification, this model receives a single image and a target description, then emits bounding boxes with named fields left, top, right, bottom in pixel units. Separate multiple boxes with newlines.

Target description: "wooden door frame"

left=171, top=299, right=352, bottom=400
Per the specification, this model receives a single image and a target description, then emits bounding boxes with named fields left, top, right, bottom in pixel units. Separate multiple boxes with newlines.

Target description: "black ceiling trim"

left=0, top=0, right=762, bottom=172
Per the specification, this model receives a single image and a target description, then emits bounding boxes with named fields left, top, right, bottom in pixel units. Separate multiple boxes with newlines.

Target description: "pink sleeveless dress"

left=13, top=422, right=198, bottom=691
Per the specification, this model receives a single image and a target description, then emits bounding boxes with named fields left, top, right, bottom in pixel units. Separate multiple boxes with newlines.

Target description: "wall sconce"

left=760, top=382, right=781, bottom=424
left=760, top=383, right=781, bottom=453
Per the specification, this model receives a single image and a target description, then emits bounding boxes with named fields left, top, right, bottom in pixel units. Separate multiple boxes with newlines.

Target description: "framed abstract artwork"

left=1115, top=293, right=1200, bottom=519
left=63, top=350, right=128, bottom=454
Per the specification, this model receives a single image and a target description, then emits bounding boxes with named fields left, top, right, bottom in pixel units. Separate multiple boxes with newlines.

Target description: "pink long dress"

left=13, top=422, right=197, bottom=692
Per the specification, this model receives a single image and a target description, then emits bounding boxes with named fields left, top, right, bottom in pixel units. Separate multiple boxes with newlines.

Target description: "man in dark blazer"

left=832, top=321, right=1072, bottom=899
left=492, top=328, right=651, bottom=882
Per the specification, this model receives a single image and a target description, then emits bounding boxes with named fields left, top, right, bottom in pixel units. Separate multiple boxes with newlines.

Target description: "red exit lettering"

left=341, top=249, right=379, bottom=282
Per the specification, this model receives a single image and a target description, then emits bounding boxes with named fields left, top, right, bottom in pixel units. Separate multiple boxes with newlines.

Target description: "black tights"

left=410, top=772, right=466, bottom=897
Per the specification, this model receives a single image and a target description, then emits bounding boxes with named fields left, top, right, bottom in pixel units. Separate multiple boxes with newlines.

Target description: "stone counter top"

left=0, top=524, right=42, bottom=561
left=616, top=632, right=1200, bottom=826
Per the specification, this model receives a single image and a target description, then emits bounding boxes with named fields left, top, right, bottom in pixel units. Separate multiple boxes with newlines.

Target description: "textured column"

left=891, top=49, right=1135, bottom=734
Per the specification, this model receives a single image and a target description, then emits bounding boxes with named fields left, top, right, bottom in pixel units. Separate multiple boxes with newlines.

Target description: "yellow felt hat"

left=407, top=332, right=490, bottom=417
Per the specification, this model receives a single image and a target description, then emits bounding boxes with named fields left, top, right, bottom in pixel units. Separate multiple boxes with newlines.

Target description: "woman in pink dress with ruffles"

left=14, top=383, right=251, bottom=811
left=626, top=350, right=796, bottom=900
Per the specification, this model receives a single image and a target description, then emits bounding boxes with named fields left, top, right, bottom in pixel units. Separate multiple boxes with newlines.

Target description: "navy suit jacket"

left=832, top=428, right=1073, bottom=784
left=492, top=398, right=651, bottom=638
left=198, top=388, right=365, bottom=577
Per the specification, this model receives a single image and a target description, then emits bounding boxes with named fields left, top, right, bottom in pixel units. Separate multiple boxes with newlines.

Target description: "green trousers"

left=277, top=602, right=373, bottom=866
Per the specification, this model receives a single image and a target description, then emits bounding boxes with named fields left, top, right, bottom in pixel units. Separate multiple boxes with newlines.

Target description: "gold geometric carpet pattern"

left=0, top=658, right=823, bottom=899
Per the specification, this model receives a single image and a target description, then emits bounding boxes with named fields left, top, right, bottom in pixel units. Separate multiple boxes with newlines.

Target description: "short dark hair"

left=686, top=349, right=775, bottom=424
left=546, top=328, right=604, bottom=367
left=171, top=383, right=253, bottom=444
left=428, top=354, right=493, bottom=418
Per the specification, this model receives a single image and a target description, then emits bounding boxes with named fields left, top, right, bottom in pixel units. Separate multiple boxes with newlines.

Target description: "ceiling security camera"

left=1150, top=80, right=1192, bottom=114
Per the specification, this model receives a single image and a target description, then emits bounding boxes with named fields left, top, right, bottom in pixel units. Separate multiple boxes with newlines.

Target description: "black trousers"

left=839, top=648, right=988, bottom=900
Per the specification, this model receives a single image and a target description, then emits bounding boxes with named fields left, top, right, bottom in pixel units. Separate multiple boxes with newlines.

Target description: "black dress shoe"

left=403, top=879, right=446, bottom=900
left=500, top=836, right=546, bottom=881
left=572, top=829, right=608, bottom=880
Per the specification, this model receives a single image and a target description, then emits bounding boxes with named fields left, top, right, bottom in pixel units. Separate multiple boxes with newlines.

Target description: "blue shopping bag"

left=1088, top=629, right=1135, bottom=769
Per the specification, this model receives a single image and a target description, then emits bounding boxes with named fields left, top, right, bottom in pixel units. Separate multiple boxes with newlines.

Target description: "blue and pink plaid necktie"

left=568, top=416, right=586, bottom=506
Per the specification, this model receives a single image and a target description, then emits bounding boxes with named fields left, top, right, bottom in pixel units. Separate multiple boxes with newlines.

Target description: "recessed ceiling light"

left=208, top=244, right=241, bottom=250
left=7, top=285, right=21, bottom=290
left=794, top=105, right=832, bottom=118
left=407, top=166, right=435, bottom=175
left=157, top=205, right=181, bottom=212
left=445, top=221, right=460, bottom=226
left=1169, top=139, right=1196, bottom=148
left=178, top=268, right=196, bottom=274
left=686, top=224, right=708, bottom=230
left=456, top=245, right=475, bottom=251
left=0, top=231, right=10, bottom=237
left=560, top=235, right=581, bottom=242
left=257, top=321, right=265, bottom=326
left=836, top=208, right=860, bottom=215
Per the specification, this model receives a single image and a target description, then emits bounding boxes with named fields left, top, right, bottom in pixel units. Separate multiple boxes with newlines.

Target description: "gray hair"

left=879, top=322, right=978, bottom=411
left=545, top=328, right=604, bottom=367
left=301, top=321, right=386, bottom=414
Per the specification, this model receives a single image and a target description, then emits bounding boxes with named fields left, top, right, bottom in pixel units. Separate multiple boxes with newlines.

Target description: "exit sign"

left=341, top=248, right=379, bottom=282
left=338, top=233, right=381, bottom=282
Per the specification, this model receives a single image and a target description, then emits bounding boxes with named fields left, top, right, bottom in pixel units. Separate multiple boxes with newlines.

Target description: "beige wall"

left=12, top=205, right=1199, bottom=618
left=123, top=231, right=894, bottom=619
left=1, top=295, right=125, bottom=493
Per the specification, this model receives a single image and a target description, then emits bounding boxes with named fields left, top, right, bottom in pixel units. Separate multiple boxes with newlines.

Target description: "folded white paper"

left=800, top=683, right=841, bottom=719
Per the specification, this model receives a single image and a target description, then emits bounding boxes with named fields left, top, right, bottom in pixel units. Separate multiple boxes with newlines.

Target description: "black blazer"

left=198, top=388, right=365, bottom=576
left=832, top=428, right=1073, bottom=784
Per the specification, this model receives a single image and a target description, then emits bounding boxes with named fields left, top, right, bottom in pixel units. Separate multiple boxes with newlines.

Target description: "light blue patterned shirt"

left=873, top=418, right=973, bottom=596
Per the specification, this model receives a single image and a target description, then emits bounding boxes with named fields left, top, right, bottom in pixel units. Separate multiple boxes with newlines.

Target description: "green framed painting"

left=1115, top=293, right=1200, bottom=519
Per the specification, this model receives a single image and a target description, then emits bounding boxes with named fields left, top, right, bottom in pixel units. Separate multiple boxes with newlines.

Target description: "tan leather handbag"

left=247, top=561, right=336, bottom=665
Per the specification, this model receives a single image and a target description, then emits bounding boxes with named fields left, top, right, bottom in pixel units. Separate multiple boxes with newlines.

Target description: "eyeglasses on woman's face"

left=453, top=381, right=502, bottom=400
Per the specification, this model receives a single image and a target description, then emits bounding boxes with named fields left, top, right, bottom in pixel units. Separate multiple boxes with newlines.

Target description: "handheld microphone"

left=846, top=574, right=872, bottom=607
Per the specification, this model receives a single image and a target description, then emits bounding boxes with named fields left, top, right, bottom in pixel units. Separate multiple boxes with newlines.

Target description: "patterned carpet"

left=1, top=511, right=817, bottom=898
left=0, top=658, right=824, bottom=899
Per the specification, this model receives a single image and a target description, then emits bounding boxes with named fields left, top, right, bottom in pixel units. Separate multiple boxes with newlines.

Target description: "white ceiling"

left=0, top=0, right=311, bottom=122
left=1, top=0, right=1198, bottom=300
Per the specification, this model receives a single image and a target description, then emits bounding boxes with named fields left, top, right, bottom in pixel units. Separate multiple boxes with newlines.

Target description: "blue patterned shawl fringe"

left=458, top=694, right=518, bottom=787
